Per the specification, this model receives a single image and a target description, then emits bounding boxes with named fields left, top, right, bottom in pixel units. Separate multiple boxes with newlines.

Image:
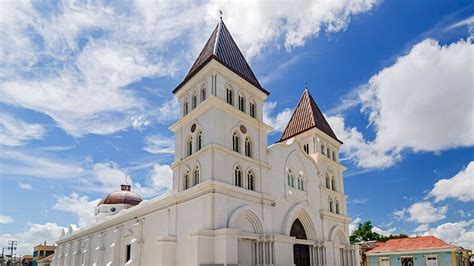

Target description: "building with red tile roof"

left=365, top=236, right=471, bottom=266
left=367, top=236, right=454, bottom=254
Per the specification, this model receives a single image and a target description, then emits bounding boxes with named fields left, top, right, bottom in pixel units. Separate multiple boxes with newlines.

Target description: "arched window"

left=290, top=218, right=307, bottom=240
left=287, top=169, right=294, bottom=187
left=226, top=87, right=234, bottom=105
left=332, top=151, right=336, bottom=161
left=234, top=166, right=242, bottom=187
left=192, top=92, right=197, bottom=109
left=249, top=100, right=256, bottom=118
left=331, top=177, right=336, bottom=191
left=321, top=144, right=325, bottom=155
left=186, top=136, right=193, bottom=156
left=329, top=198, right=334, bottom=212
left=238, top=93, right=245, bottom=112
left=335, top=200, right=340, bottom=214
left=184, top=171, right=190, bottom=190
left=327, top=147, right=330, bottom=158
left=193, top=166, right=200, bottom=186
left=200, top=86, right=206, bottom=102
left=197, top=131, right=202, bottom=151
left=183, top=100, right=189, bottom=116
left=326, top=175, right=330, bottom=189
left=232, top=132, right=240, bottom=152
left=298, top=173, right=304, bottom=191
left=244, top=137, right=251, bottom=157
left=303, top=143, right=309, bottom=154
left=247, top=170, right=255, bottom=191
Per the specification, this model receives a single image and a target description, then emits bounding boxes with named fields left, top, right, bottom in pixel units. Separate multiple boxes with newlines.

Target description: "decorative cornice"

left=56, top=180, right=275, bottom=244
left=172, top=143, right=271, bottom=169
left=319, top=210, right=350, bottom=223
left=169, top=95, right=272, bottom=133
left=319, top=185, right=348, bottom=200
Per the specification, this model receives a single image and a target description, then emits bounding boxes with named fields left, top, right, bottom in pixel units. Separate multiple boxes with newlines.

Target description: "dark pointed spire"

left=173, top=19, right=268, bottom=95
left=279, top=89, right=342, bottom=143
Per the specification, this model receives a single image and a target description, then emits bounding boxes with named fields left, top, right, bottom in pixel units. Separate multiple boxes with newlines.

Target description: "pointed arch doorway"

left=290, top=218, right=310, bottom=266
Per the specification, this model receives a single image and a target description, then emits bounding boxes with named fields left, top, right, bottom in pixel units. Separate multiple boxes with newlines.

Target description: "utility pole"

left=1, top=247, right=4, bottom=265
left=7, top=241, right=16, bottom=266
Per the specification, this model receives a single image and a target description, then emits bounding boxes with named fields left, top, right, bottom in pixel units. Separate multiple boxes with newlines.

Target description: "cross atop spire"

left=219, top=10, right=223, bottom=21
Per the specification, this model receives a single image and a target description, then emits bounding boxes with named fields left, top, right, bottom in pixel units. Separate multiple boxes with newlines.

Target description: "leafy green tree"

left=350, top=221, right=408, bottom=244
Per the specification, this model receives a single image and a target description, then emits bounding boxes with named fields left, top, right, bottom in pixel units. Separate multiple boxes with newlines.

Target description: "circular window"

left=191, top=124, right=197, bottom=133
left=240, top=125, right=247, bottom=134
left=110, top=207, right=116, bottom=212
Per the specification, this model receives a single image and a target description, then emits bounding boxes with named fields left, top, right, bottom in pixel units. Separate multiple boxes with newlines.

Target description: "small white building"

left=52, top=19, right=359, bottom=266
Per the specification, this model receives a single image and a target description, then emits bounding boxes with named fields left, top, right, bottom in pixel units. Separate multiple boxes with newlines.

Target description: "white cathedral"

left=53, top=19, right=360, bottom=266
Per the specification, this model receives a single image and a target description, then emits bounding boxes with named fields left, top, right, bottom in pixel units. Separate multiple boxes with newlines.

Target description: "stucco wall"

left=369, top=251, right=454, bottom=266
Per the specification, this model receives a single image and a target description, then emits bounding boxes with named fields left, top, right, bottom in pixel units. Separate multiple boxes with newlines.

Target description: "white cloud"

left=53, top=193, right=100, bottom=228
left=88, top=161, right=171, bottom=197
left=0, top=112, right=45, bottom=146
left=349, top=217, right=362, bottom=234
left=327, top=115, right=398, bottom=168
left=421, top=220, right=474, bottom=250
left=429, top=161, right=474, bottom=202
left=413, top=223, right=429, bottom=233
left=0, top=149, right=86, bottom=179
left=18, top=182, right=33, bottom=190
left=92, top=162, right=130, bottom=193
left=155, top=98, right=180, bottom=123
left=0, top=214, right=14, bottom=224
left=0, top=0, right=376, bottom=136
left=150, top=163, right=173, bottom=190
left=0, top=223, right=65, bottom=256
left=393, top=208, right=407, bottom=220
left=446, top=15, right=474, bottom=31
left=407, top=201, right=448, bottom=224
left=206, top=0, right=379, bottom=59
left=373, top=226, right=396, bottom=236
left=458, top=210, right=472, bottom=218
left=263, top=101, right=292, bottom=132
left=144, top=135, right=175, bottom=154
left=329, top=38, right=474, bottom=169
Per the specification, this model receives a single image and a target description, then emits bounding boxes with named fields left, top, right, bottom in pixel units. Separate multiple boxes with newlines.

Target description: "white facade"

left=53, top=24, right=359, bottom=266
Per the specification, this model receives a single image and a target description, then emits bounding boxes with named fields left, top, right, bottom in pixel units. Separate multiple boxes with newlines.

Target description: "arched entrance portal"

left=290, top=219, right=310, bottom=266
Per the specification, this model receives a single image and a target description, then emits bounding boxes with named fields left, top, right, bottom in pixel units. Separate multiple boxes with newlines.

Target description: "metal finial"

left=304, top=81, right=308, bottom=89
left=219, top=10, right=223, bottom=21
left=124, top=175, right=128, bottom=185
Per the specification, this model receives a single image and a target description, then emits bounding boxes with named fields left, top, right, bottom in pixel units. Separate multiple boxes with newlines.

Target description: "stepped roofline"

left=173, top=19, right=269, bottom=95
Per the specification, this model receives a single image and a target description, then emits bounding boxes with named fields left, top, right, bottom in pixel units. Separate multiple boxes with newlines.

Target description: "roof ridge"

left=217, top=21, right=262, bottom=89
left=213, top=21, right=221, bottom=55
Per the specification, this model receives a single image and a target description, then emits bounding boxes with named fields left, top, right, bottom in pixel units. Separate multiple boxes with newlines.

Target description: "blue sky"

left=0, top=0, right=473, bottom=255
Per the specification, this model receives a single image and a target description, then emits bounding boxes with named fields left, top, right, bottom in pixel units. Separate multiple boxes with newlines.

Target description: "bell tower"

left=169, top=18, right=273, bottom=194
